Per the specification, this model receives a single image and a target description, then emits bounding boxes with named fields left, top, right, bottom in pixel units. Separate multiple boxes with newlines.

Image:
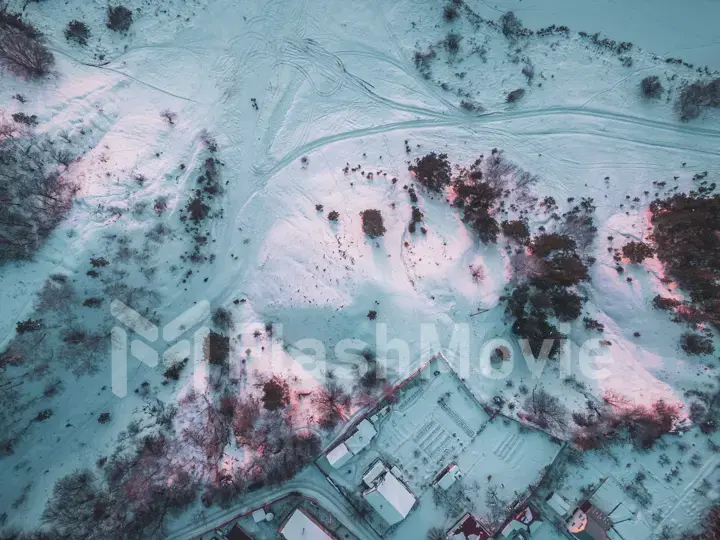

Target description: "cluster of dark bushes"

left=0, top=9, right=54, bottom=78
left=106, top=5, right=133, bottom=32
left=650, top=194, right=720, bottom=331
left=535, top=24, right=570, bottom=37
left=0, top=122, right=78, bottom=263
left=65, top=20, right=90, bottom=46
left=573, top=397, right=681, bottom=450
left=640, top=75, right=663, bottom=99
left=408, top=206, right=424, bottom=233
left=500, top=12, right=531, bottom=40
left=501, top=219, right=530, bottom=243
left=679, top=331, right=715, bottom=356
left=506, top=88, right=525, bottom=103
left=360, top=209, right=386, bottom=238
left=413, top=47, right=436, bottom=80
left=622, top=240, right=654, bottom=263
left=577, top=31, right=632, bottom=55
left=180, top=149, right=224, bottom=263
left=505, top=233, right=591, bottom=358
left=452, top=161, right=503, bottom=243
left=409, top=152, right=451, bottom=193
left=676, top=78, right=720, bottom=121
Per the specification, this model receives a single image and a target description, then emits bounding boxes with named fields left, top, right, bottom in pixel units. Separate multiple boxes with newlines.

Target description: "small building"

left=252, top=508, right=267, bottom=523
left=362, top=461, right=416, bottom=526
left=279, top=507, right=335, bottom=540
left=567, top=500, right=612, bottom=540
left=326, top=442, right=353, bottom=469
left=447, top=513, right=491, bottom=540
left=433, top=463, right=460, bottom=490
left=345, top=419, right=377, bottom=454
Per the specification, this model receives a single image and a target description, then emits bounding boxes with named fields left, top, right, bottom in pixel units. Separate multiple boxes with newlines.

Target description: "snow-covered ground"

left=1, top=0, right=719, bottom=538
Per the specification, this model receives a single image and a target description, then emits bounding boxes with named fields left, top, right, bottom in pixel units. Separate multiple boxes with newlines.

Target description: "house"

left=567, top=500, right=612, bottom=540
left=345, top=419, right=377, bottom=454
left=362, top=461, right=416, bottom=525
left=447, top=513, right=491, bottom=540
left=500, top=505, right=544, bottom=538
left=325, top=419, right=377, bottom=469
left=279, top=507, right=335, bottom=540
left=326, top=442, right=352, bottom=469
left=433, top=463, right=460, bottom=490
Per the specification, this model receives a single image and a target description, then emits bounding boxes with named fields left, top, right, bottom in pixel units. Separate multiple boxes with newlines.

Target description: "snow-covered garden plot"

left=318, top=356, right=562, bottom=537
left=388, top=416, right=562, bottom=538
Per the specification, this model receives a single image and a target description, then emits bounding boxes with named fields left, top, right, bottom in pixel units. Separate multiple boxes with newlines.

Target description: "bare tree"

left=313, top=370, right=351, bottom=429
left=523, top=386, right=568, bottom=429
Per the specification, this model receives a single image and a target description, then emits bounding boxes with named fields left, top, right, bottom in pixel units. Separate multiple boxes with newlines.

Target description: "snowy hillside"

left=0, top=0, right=719, bottom=539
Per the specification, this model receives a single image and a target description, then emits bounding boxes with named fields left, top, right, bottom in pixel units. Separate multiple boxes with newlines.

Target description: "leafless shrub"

left=61, top=329, right=109, bottom=376
left=34, top=278, right=75, bottom=312
left=470, top=264, right=485, bottom=283
left=231, top=396, right=260, bottom=443
left=160, top=110, right=177, bottom=125
left=485, top=485, right=510, bottom=526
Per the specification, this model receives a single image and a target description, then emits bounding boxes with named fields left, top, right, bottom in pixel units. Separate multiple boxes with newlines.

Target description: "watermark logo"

left=110, top=300, right=210, bottom=397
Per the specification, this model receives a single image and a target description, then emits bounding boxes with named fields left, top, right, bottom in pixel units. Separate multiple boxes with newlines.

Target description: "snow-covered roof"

left=448, top=513, right=491, bottom=540
left=363, top=460, right=387, bottom=487
left=279, top=507, right=334, bottom=540
left=501, top=504, right=543, bottom=537
left=435, top=463, right=459, bottom=490
left=363, top=470, right=416, bottom=525
left=345, top=419, right=377, bottom=454
left=546, top=492, right=571, bottom=516
left=326, top=442, right=352, bottom=468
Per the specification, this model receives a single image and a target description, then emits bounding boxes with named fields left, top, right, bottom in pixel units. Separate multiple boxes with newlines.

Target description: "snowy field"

left=1, top=0, right=720, bottom=538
